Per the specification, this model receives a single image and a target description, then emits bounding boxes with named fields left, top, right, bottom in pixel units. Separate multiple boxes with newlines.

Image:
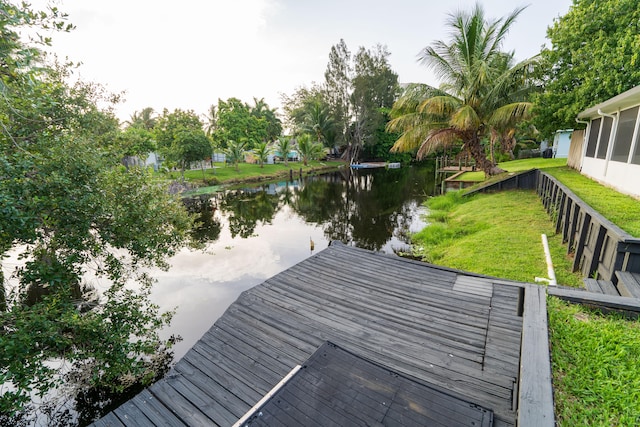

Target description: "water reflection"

left=188, top=165, right=434, bottom=250
left=292, top=167, right=426, bottom=250
left=155, top=164, right=434, bottom=360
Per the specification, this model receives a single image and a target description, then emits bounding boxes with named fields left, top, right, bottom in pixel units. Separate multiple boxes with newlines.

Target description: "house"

left=144, top=152, right=161, bottom=171
left=577, top=85, right=640, bottom=198
left=552, top=129, right=573, bottom=158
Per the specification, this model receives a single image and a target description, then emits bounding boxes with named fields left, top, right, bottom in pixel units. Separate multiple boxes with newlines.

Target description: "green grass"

left=545, top=167, right=640, bottom=237
left=461, top=158, right=568, bottom=190
left=462, top=158, right=640, bottom=237
left=456, top=171, right=485, bottom=181
left=498, top=157, right=568, bottom=172
left=160, top=160, right=344, bottom=186
left=413, top=190, right=582, bottom=286
left=548, top=297, right=640, bottom=426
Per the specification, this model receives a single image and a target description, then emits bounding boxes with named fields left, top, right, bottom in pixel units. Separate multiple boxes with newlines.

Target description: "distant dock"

left=350, top=162, right=400, bottom=169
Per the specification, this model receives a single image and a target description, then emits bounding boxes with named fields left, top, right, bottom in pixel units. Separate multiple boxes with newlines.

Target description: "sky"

left=29, top=0, right=573, bottom=122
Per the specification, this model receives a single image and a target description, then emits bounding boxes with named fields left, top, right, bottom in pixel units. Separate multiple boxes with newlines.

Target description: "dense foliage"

left=0, top=1, right=192, bottom=423
left=282, top=40, right=400, bottom=162
left=209, top=97, right=281, bottom=150
left=153, top=108, right=211, bottom=177
left=533, top=0, right=640, bottom=137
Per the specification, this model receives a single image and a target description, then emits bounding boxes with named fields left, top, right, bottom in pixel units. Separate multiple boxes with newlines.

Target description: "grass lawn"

left=160, top=160, right=345, bottom=186
left=545, top=167, right=640, bottom=237
left=412, top=190, right=582, bottom=286
left=499, top=157, right=568, bottom=172
left=548, top=297, right=640, bottom=426
left=459, top=158, right=567, bottom=189
left=456, top=171, right=485, bottom=181
left=465, top=158, right=640, bottom=237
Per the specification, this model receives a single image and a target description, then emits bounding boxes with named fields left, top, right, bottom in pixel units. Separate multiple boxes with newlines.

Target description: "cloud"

left=28, top=0, right=571, bottom=121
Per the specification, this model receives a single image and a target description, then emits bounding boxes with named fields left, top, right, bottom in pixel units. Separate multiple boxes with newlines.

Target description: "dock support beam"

left=518, top=285, right=555, bottom=426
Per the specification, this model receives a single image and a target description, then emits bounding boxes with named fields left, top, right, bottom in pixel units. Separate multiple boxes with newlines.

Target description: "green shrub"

left=426, top=191, right=465, bottom=211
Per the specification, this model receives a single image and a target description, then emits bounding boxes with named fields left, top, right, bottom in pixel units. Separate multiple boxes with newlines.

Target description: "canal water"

left=153, top=164, right=436, bottom=361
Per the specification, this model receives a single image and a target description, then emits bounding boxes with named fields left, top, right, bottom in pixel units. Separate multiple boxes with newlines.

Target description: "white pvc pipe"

left=535, top=234, right=557, bottom=287
left=232, top=365, right=302, bottom=427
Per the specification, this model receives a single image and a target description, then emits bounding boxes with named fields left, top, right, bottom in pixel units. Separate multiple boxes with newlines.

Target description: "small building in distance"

left=577, top=85, right=640, bottom=198
left=552, top=129, right=573, bottom=158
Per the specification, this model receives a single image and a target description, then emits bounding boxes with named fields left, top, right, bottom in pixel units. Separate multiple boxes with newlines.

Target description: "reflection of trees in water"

left=292, top=166, right=434, bottom=251
left=183, top=195, right=222, bottom=244
left=219, top=189, right=280, bottom=238
left=182, top=164, right=434, bottom=250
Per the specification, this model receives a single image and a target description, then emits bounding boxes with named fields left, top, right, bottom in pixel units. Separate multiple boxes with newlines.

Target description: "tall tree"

left=533, top=0, right=640, bottom=137
left=0, top=2, right=193, bottom=422
left=324, top=39, right=352, bottom=145
left=388, top=4, right=535, bottom=175
left=281, top=84, right=329, bottom=136
left=127, top=107, right=157, bottom=130
left=204, top=104, right=217, bottom=137
left=350, top=45, right=399, bottom=160
left=301, top=101, right=336, bottom=146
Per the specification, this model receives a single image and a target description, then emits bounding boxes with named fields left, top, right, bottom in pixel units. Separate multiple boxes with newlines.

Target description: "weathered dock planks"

left=92, top=243, right=535, bottom=426
left=239, top=342, right=494, bottom=427
left=518, top=286, right=554, bottom=427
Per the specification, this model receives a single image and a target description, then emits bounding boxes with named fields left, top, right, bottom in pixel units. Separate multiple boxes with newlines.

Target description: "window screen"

left=633, top=136, right=640, bottom=165
left=596, top=116, right=613, bottom=159
left=585, top=118, right=600, bottom=158
left=611, top=107, right=638, bottom=163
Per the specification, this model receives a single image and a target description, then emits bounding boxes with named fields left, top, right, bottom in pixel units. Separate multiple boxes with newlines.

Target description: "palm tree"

left=126, top=111, right=141, bottom=128
left=251, top=97, right=268, bottom=116
left=276, top=136, right=292, bottom=166
left=297, top=134, right=324, bottom=166
left=204, top=105, right=217, bottom=137
left=125, top=107, right=156, bottom=130
left=139, top=107, right=156, bottom=130
left=301, top=102, right=335, bottom=146
left=254, top=142, right=271, bottom=168
left=225, top=140, right=247, bottom=172
left=387, top=4, right=535, bottom=176
left=252, top=97, right=282, bottom=142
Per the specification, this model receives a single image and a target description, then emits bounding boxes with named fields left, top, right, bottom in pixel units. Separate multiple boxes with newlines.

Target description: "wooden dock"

left=92, top=243, right=554, bottom=427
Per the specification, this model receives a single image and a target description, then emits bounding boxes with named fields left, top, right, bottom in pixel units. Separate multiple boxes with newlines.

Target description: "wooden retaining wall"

left=464, top=169, right=540, bottom=196
left=537, top=172, right=640, bottom=283
left=462, top=169, right=640, bottom=283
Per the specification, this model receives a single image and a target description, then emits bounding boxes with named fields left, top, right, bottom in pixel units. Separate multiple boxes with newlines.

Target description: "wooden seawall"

left=92, top=243, right=554, bottom=427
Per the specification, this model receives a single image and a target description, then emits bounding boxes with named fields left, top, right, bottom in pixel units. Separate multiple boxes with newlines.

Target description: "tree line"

left=123, top=0, right=640, bottom=177
left=120, top=39, right=404, bottom=176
